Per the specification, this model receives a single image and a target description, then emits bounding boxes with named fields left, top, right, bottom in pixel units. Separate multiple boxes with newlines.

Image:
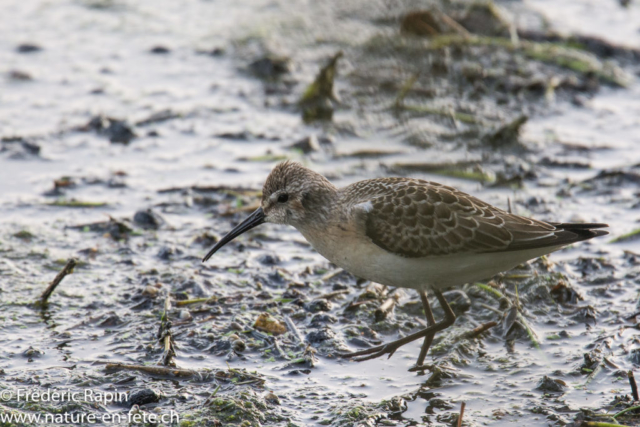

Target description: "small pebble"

left=287, top=369, right=311, bottom=375
left=142, top=285, right=159, bottom=298
left=9, top=70, right=33, bottom=81
left=265, top=392, right=280, bottom=405
left=287, top=135, right=320, bottom=154
left=125, top=389, right=160, bottom=408
left=230, top=322, right=244, bottom=331
left=23, top=347, right=44, bottom=358
left=257, top=254, right=281, bottom=265
left=232, top=339, right=246, bottom=352
left=16, top=43, right=42, bottom=53
left=536, top=375, right=566, bottom=393
left=150, top=46, right=171, bottom=54
left=306, top=326, right=336, bottom=343
left=306, top=299, right=332, bottom=313
left=133, top=209, right=164, bottom=229
left=310, top=313, right=337, bottom=325
left=249, top=55, right=291, bottom=79
left=254, top=313, right=287, bottom=335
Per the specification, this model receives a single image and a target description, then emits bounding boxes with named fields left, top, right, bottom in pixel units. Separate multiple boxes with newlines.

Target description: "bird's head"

left=202, top=161, right=336, bottom=262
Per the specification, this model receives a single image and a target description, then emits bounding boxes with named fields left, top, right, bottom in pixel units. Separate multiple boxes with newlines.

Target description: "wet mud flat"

left=2, top=0, right=640, bottom=426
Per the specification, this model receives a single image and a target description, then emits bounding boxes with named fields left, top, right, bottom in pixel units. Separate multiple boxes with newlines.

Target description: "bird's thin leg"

left=341, top=289, right=456, bottom=362
left=415, top=290, right=436, bottom=367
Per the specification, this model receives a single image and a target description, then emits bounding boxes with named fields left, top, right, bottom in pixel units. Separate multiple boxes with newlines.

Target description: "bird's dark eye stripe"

left=278, top=194, right=289, bottom=203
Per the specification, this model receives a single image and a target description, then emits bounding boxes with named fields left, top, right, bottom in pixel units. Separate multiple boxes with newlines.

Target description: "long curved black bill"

left=202, top=207, right=265, bottom=262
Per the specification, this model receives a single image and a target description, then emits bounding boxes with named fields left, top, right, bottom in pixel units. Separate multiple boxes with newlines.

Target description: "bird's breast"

left=298, top=223, right=403, bottom=286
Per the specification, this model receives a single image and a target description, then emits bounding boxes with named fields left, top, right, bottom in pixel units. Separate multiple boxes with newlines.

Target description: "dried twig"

left=37, top=259, right=77, bottom=306
left=319, top=268, right=343, bottom=282
left=284, top=315, right=304, bottom=345
left=105, top=363, right=198, bottom=377
left=344, top=282, right=384, bottom=312
left=158, top=294, right=176, bottom=366
left=272, top=338, right=288, bottom=359
left=479, top=303, right=503, bottom=315
left=375, top=289, right=403, bottom=322
left=603, top=356, right=620, bottom=370
left=314, top=289, right=349, bottom=301
left=457, top=401, right=466, bottom=427
left=344, top=298, right=376, bottom=311
left=629, top=370, right=639, bottom=401
left=585, top=362, right=603, bottom=385
left=227, top=363, right=265, bottom=383
left=625, top=310, right=640, bottom=320
left=432, top=321, right=498, bottom=353
left=175, top=296, right=217, bottom=307
left=164, top=293, right=171, bottom=313
left=460, top=321, right=498, bottom=340
left=197, top=315, right=218, bottom=324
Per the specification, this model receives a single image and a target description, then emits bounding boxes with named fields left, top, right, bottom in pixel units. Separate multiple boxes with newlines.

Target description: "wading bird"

left=203, top=161, right=608, bottom=369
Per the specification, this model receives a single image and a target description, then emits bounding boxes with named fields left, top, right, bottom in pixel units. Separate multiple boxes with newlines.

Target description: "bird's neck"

left=291, top=182, right=340, bottom=233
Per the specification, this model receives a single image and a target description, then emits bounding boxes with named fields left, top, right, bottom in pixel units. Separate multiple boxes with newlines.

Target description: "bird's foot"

left=340, top=291, right=456, bottom=364
left=408, top=363, right=434, bottom=373
left=339, top=325, right=438, bottom=362
left=339, top=340, right=408, bottom=361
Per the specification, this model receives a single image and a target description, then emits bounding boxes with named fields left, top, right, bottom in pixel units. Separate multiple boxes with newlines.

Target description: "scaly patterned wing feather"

left=346, top=178, right=603, bottom=258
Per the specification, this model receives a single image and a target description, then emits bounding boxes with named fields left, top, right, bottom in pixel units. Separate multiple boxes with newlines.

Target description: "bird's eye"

left=277, top=194, right=289, bottom=203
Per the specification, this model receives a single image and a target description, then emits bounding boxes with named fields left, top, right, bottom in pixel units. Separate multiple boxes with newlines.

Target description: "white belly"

left=302, top=227, right=561, bottom=291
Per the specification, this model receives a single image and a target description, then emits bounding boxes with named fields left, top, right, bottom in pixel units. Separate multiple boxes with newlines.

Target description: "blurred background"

left=1, top=0, right=640, bottom=426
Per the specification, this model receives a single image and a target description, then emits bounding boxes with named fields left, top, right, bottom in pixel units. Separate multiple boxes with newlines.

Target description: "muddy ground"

left=2, top=0, right=640, bottom=426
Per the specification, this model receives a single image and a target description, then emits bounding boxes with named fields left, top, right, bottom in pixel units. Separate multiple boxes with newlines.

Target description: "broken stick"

left=37, top=258, right=77, bottom=306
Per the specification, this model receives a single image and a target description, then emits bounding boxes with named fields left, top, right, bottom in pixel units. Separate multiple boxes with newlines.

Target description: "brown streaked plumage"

left=341, top=177, right=606, bottom=258
left=203, top=161, right=608, bottom=369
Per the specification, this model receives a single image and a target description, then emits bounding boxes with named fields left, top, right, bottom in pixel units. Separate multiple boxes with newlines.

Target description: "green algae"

left=185, top=390, right=288, bottom=426
left=610, top=228, right=640, bottom=243
left=46, top=200, right=108, bottom=208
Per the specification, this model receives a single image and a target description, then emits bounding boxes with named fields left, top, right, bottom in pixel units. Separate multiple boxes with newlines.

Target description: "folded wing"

left=349, top=179, right=607, bottom=258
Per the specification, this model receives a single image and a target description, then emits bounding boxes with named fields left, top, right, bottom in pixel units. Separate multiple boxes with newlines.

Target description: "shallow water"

left=1, top=0, right=640, bottom=426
